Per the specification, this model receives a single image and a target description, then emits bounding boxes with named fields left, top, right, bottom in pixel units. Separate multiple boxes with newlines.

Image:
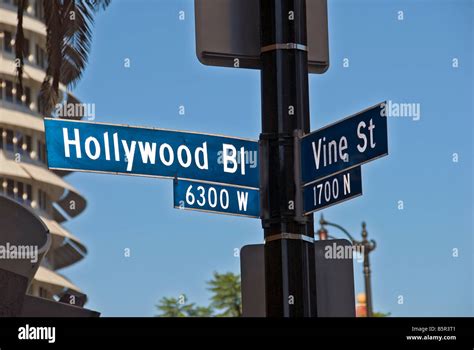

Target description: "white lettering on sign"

left=343, top=173, right=351, bottom=194
left=237, top=191, right=249, bottom=211
left=310, top=118, right=378, bottom=171
left=159, top=143, right=174, bottom=166
left=104, top=132, right=111, bottom=160
left=121, top=140, right=136, bottom=171
left=61, top=128, right=256, bottom=177
left=113, top=133, right=120, bottom=161
left=312, top=173, right=352, bottom=206
left=357, top=118, right=376, bottom=153
left=311, top=136, right=349, bottom=170
left=138, top=141, right=157, bottom=164
left=222, top=144, right=246, bottom=175
left=184, top=185, right=250, bottom=212
left=177, top=145, right=192, bottom=168
left=195, top=142, right=208, bottom=170
left=85, top=136, right=100, bottom=160
left=63, top=128, right=81, bottom=158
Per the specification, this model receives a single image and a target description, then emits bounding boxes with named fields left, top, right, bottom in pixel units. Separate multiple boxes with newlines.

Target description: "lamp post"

left=317, top=214, right=376, bottom=317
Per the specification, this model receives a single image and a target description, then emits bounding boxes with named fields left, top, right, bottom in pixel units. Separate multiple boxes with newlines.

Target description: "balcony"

left=0, top=3, right=46, bottom=38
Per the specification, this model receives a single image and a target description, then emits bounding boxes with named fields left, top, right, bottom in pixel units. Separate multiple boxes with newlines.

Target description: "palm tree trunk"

left=15, top=0, right=28, bottom=98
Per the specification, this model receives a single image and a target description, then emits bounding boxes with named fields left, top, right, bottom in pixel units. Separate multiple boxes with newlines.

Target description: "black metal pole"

left=259, top=0, right=316, bottom=317
left=361, top=222, right=375, bottom=317
left=363, top=248, right=372, bottom=317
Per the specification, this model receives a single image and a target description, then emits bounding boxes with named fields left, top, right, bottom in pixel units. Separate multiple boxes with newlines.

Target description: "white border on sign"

left=173, top=205, right=260, bottom=219
left=301, top=101, right=387, bottom=140
left=47, top=167, right=260, bottom=190
left=304, top=192, right=363, bottom=216
left=44, top=118, right=258, bottom=143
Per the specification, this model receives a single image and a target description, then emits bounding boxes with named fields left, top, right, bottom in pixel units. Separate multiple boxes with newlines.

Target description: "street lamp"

left=317, top=214, right=377, bottom=317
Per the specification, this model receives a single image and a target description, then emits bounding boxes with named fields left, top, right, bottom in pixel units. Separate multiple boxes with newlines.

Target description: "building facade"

left=1, top=0, right=88, bottom=301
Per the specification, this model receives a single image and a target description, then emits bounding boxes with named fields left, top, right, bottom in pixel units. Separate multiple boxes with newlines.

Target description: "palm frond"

left=38, top=0, right=111, bottom=117
left=61, top=0, right=94, bottom=88
left=86, top=0, right=112, bottom=12
left=39, top=0, right=63, bottom=116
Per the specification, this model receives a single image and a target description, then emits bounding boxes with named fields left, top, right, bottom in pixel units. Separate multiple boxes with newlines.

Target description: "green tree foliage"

left=155, top=272, right=242, bottom=317
left=155, top=294, right=212, bottom=317
left=186, top=306, right=214, bottom=318
left=207, top=272, right=242, bottom=317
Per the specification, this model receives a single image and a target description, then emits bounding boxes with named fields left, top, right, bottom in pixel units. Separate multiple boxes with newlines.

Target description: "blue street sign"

left=301, top=102, right=388, bottom=186
left=303, top=167, right=362, bottom=215
left=174, top=180, right=260, bottom=218
left=44, top=119, right=259, bottom=188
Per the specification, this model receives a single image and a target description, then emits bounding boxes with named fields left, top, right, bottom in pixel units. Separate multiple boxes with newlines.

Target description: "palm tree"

left=15, top=0, right=111, bottom=116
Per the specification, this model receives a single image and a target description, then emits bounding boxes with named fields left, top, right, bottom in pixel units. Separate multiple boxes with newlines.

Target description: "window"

left=42, top=142, right=46, bottom=163
left=38, top=189, right=48, bottom=210
left=25, top=135, right=32, bottom=153
left=13, top=85, right=31, bottom=107
left=6, top=129, right=14, bottom=152
left=35, top=44, right=39, bottom=65
left=12, top=0, right=28, bottom=6
left=17, top=182, right=24, bottom=203
left=39, top=287, right=48, bottom=298
left=38, top=189, right=43, bottom=209
left=16, top=131, right=24, bottom=154
left=5, top=81, right=13, bottom=102
left=25, top=184, right=32, bottom=204
left=24, top=86, right=31, bottom=106
left=6, top=179, right=14, bottom=197
left=34, top=0, right=44, bottom=21
left=23, top=38, right=30, bottom=57
left=37, top=140, right=47, bottom=163
left=37, top=95, right=46, bottom=115
left=15, top=84, right=22, bottom=104
left=3, top=31, right=12, bottom=53
left=35, top=44, right=47, bottom=68
left=36, top=141, right=46, bottom=164
left=37, top=140, right=42, bottom=161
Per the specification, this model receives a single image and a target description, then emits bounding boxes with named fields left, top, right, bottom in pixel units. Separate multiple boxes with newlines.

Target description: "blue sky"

left=60, top=0, right=473, bottom=316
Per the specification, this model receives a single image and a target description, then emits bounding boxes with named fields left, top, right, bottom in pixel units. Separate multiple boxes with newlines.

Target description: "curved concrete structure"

left=1, top=0, right=90, bottom=302
left=0, top=195, right=50, bottom=285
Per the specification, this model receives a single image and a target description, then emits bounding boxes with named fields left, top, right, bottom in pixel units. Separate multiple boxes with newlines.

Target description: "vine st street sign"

left=300, top=102, right=388, bottom=186
left=44, top=119, right=259, bottom=188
